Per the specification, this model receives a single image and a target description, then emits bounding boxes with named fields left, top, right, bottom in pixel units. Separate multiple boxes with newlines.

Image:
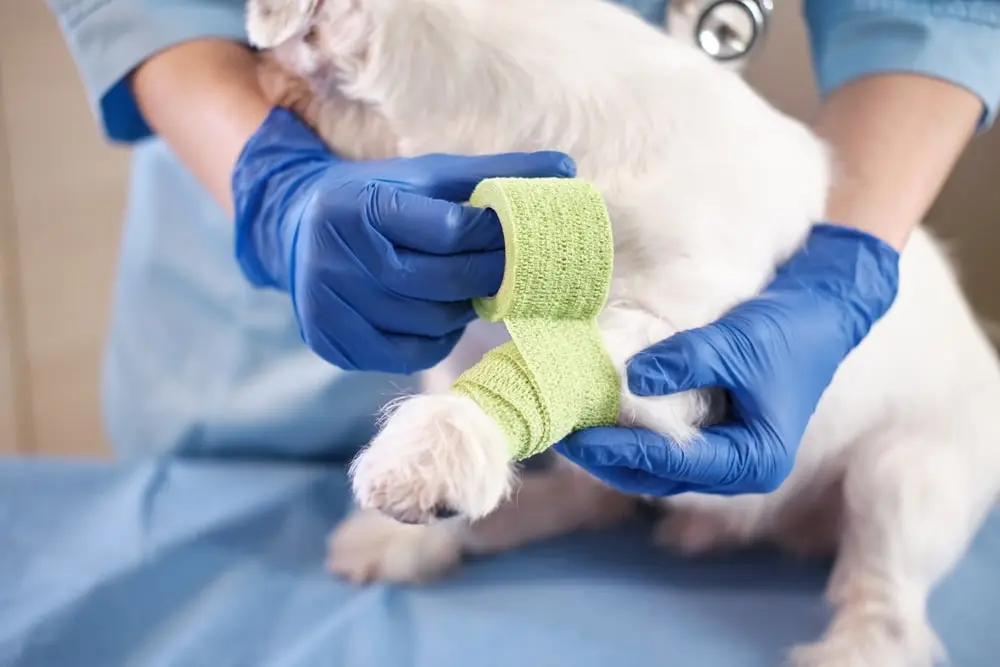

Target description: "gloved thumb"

left=626, top=325, right=734, bottom=398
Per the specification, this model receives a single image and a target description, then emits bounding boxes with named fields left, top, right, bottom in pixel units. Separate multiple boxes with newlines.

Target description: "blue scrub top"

left=43, top=0, right=1000, bottom=460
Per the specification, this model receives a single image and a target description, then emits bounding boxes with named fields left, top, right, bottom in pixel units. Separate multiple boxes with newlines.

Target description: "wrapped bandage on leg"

left=452, top=178, right=620, bottom=461
left=348, top=177, right=621, bottom=524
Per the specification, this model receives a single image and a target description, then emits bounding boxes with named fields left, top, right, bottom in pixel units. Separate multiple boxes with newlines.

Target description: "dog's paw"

left=327, top=509, right=462, bottom=584
left=350, top=394, right=515, bottom=524
left=787, top=610, right=941, bottom=667
left=652, top=507, right=743, bottom=556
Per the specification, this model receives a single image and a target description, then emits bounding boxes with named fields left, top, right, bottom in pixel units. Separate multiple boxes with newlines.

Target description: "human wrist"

left=233, top=107, right=336, bottom=290
left=131, top=39, right=274, bottom=214
left=812, top=74, right=981, bottom=251
left=782, top=223, right=900, bottom=337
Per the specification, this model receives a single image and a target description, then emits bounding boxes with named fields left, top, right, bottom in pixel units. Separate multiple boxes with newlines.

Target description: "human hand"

left=232, top=107, right=576, bottom=373
left=555, top=224, right=900, bottom=496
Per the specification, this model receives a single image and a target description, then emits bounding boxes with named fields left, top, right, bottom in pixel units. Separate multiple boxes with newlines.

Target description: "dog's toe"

left=327, top=509, right=463, bottom=584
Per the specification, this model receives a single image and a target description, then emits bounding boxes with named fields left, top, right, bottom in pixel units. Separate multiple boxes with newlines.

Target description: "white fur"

left=249, top=1, right=1000, bottom=664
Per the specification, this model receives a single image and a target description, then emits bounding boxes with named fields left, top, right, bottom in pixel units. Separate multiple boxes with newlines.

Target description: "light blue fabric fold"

left=1, top=458, right=998, bottom=667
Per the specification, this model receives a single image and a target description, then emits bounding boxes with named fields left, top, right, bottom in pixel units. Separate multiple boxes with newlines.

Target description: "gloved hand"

left=232, top=107, right=576, bottom=373
left=555, top=224, right=900, bottom=496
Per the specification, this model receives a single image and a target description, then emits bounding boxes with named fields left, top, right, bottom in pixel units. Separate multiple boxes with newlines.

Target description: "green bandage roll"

left=450, top=178, right=620, bottom=461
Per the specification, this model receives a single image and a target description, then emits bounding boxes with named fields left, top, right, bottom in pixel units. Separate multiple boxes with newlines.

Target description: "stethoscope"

left=673, top=0, right=774, bottom=64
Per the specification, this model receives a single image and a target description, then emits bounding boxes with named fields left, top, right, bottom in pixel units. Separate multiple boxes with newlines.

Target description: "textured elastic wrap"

left=450, top=178, right=620, bottom=461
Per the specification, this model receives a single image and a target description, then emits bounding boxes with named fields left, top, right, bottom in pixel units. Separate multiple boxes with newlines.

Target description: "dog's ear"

left=246, top=0, right=322, bottom=48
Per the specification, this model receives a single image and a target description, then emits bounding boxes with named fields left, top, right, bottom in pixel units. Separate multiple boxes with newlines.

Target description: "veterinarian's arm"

left=42, top=2, right=253, bottom=143
left=556, top=1, right=1000, bottom=496
left=43, top=0, right=265, bottom=214
left=816, top=75, right=982, bottom=250
left=131, top=40, right=273, bottom=216
left=805, top=1, right=1000, bottom=250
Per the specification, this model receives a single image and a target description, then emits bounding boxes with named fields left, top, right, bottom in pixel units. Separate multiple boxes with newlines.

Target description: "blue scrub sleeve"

left=44, top=0, right=248, bottom=143
left=804, top=0, right=1000, bottom=130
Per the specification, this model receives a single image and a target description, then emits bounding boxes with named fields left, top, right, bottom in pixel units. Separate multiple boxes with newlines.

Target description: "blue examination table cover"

left=2, top=457, right=998, bottom=667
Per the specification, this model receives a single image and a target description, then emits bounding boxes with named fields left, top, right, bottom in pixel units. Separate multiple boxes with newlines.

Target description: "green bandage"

left=450, top=178, right=620, bottom=461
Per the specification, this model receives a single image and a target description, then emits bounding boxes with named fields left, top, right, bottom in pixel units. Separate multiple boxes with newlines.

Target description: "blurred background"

left=1, top=1, right=999, bottom=459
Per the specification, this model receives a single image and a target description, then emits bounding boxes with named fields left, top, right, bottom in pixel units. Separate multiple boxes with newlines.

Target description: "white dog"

left=249, top=1, right=1000, bottom=665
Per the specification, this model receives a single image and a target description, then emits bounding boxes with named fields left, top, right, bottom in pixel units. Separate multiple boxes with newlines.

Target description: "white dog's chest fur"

left=251, top=1, right=1000, bottom=664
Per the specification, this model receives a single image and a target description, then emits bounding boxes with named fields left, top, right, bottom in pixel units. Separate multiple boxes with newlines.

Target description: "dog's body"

left=249, top=1, right=1000, bottom=664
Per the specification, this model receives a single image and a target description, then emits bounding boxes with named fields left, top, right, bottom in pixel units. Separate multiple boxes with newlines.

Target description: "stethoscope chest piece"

left=690, top=0, right=773, bottom=62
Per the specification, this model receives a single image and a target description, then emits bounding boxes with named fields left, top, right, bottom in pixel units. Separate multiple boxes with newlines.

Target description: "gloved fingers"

left=294, top=290, right=382, bottom=371
left=380, top=247, right=505, bottom=301
left=408, top=151, right=577, bottom=203
left=365, top=328, right=465, bottom=374
left=555, top=424, right=764, bottom=494
left=299, top=260, right=476, bottom=336
left=553, top=432, right=687, bottom=496
left=315, top=275, right=477, bottom=338
left=294, top=275, right=469, bottom=372
left=372, top=187, right=507, bottom=254
left=365, top=329, right=466, bottom=374
left=363, top=297, right=476, bottom=338
left=304, top=311, right=464, bottom=374
left=304, top=186, right=505, bottom=302
left=646, top=422, right=786, bottom=495
left=626, top=326, right=733, bottom=397
left=555, top=426, right=704, bottom=478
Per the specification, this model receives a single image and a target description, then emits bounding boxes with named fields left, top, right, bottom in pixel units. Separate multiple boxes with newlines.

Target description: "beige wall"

left=1, top=82, right=19, bottom=455
left=0, top=3, right=128, bottom=457
left=0, top=1, right=998, bottom=458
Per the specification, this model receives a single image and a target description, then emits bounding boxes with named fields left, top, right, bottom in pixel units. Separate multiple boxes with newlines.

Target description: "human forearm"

left=814, top=73, right=982, bottom=250
left=131, top=39, right=273, bottom=216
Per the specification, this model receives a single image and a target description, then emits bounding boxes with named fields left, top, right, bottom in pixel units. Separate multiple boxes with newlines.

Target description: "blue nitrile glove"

left=555, top=224, right=900, bottom=496
left=232, top=107, right=576, bottom=373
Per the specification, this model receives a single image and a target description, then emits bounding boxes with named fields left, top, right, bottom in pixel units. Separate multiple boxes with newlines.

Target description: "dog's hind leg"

left=328, top=458, right=634, bottom=584
left=789, top=425, right=999, bottom=667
